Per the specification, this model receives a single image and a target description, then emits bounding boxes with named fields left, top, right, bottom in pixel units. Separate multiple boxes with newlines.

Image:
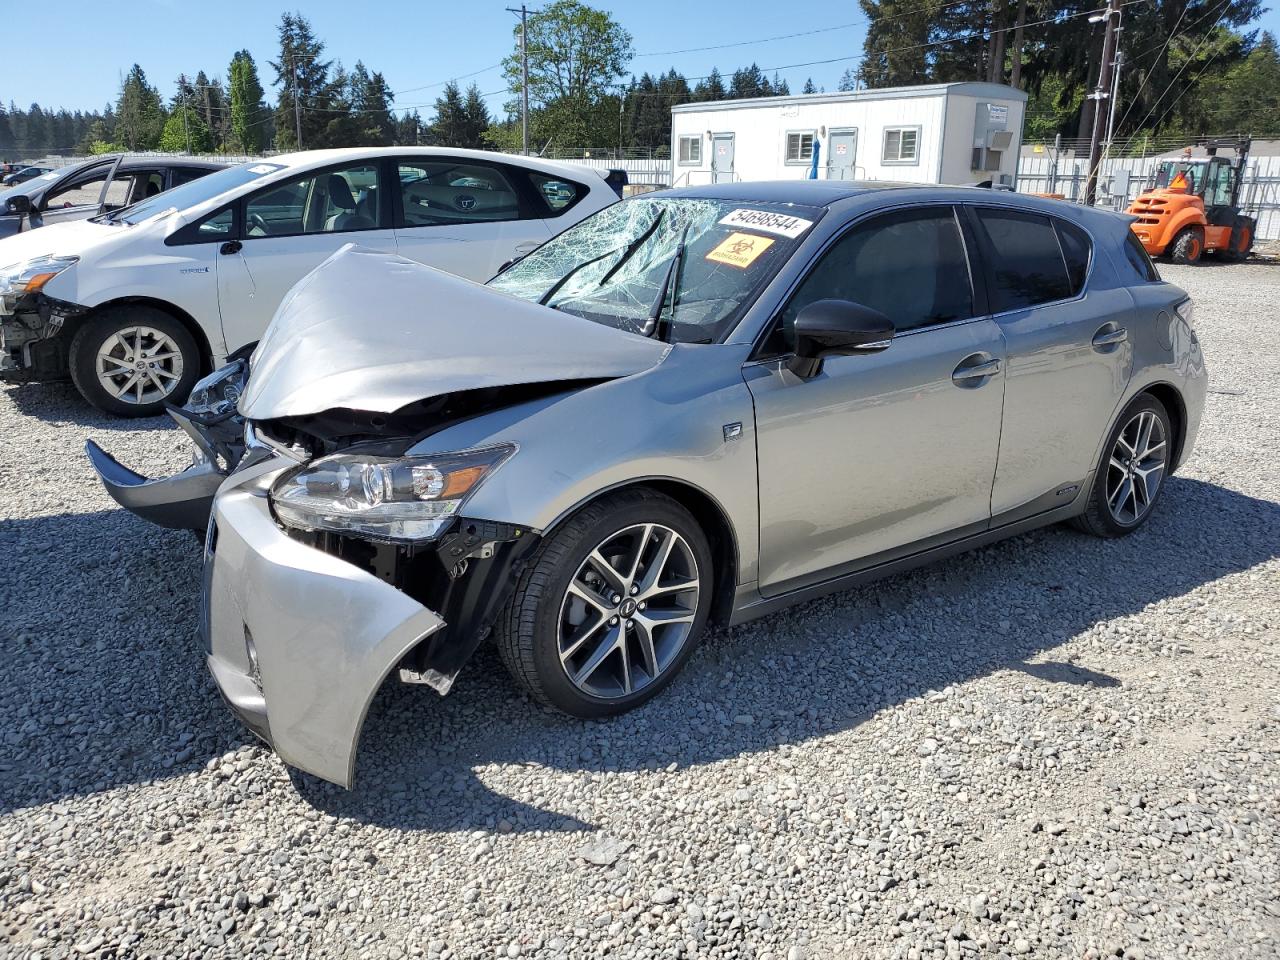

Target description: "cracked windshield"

left=489, top=197, right=821, bottom=343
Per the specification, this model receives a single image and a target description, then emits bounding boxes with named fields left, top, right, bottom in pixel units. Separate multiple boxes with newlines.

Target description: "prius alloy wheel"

left=1074, top=393, right=1172, bottom=538
left=95, top=326, right=185, bottom=406
left=497, top=489, right=713, bottom=717
left=70, top=306, right=201, bottom=417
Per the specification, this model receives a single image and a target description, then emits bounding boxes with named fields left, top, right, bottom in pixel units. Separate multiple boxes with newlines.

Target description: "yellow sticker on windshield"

left=705, top=232, right=775, bottom=268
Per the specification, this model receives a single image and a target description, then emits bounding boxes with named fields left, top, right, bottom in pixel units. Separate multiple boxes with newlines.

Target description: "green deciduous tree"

left=500, top=0, right=633, bottom=150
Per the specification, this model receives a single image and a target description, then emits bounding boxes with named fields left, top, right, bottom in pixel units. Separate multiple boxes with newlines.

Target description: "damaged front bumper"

left=87, top=360, right=248, bottom=531
left=0, top=293, right=88, bottom=383
left=200, top=451, right=538, bottom=788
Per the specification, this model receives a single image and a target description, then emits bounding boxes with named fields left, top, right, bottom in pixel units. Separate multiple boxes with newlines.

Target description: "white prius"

left=0, top=147, right=621, bottom=415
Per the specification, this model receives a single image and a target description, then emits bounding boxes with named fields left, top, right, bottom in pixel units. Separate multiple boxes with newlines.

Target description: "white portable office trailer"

left=670, top=82, right=1027, bottom=189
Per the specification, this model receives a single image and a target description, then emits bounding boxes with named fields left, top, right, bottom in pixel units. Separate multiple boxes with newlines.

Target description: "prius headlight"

left=0, top=255, right=78, bottom=305
left=270, top=444, right=516, bottom=543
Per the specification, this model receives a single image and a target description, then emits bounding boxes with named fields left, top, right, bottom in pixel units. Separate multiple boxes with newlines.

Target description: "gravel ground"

left=1, top=262, right=1278, bottom=960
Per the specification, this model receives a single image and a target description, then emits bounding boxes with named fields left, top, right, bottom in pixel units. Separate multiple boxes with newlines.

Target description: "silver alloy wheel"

left=1106, top=409, right=1167, bottom=525
left=558, top=523, right=701, bottom=699
left=95, top=325, right=185, bottom=405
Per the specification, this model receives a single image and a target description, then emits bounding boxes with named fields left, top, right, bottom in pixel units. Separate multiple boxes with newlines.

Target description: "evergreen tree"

left=802, top=78, right=817, bottom=94
left=729, top=63, right=768, bottom=99
left=692, top=67, right=727, bottom=102
left=431, top=81, right=469, bottom=146
left=350, top=62, right=397, bottom=146
left=270, top=12, right=340, bottom=150
left=461, top=84, right=492, bottom=149
left=228, top=50, right=268, bottom=153
left=115, top=64, right=166, bottom=150
left=0, top=104, right=15, bottom=158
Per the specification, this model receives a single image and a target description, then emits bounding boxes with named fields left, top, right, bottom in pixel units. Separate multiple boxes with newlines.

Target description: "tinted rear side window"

left=1123, top=231, right=1160, bottom=282
left=1055, top=219, right=1091, bottom=294
left=974, top=208, right=1071, bottom=311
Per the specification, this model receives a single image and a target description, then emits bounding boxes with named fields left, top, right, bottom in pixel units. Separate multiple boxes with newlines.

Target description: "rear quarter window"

left=1054, top=219, right=1091, bottom=295
left=1122, top=230, right=1161, bottom=282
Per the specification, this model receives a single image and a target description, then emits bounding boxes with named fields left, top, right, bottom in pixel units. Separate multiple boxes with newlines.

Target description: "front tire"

left=496, top=489, right=713, bottom=718
left=1073, top=394, right=1172, bottom=538
left=1169, top=227, right=1203, bottom=264
left=69, top=307, right=201, bottom=417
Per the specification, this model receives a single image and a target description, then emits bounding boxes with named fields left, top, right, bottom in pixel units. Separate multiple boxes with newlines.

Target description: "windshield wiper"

left=538, top=210, right=668, bottom=308
left=594, top=209, right=666, bottom=289
left=538, top=245, right=622, bottom=307
left=642, top=225, right=689, bottom=343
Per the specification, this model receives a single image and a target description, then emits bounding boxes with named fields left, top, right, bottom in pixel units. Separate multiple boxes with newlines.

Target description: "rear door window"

left=973, top=208, right=1072, bottom=311
left=395, top=159, right=524, bottom=226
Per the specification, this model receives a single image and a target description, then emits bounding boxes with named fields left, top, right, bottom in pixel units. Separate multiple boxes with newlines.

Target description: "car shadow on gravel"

left=0, top=507, right=251, bottom=816
left=3, top=382, right=176, bottom=432
left=295, top=474, right=1280, bottom=834
left=1, top=477, right=1275, bottom=829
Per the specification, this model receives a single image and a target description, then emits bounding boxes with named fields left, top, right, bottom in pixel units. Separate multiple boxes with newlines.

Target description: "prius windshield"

left=112, top=161, right=287, bottom=225
left=488, top=197, right=820, bottom=343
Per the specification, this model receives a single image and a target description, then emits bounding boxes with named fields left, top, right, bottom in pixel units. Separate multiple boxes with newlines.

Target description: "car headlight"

left=186, top=359, right=248, bottom=417
left=270, top=444, right=516, bottom=543
left=0, top=255, right=79, bottom=303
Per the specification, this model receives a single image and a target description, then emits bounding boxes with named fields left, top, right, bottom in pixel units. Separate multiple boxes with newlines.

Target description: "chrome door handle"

left=952, top=356, right=1002, bottom=383
left=1092, top=326, right=1128, bottom=348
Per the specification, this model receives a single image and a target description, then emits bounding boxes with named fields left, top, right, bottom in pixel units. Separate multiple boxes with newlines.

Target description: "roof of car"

left=262, top=146, right=609, bottom=183
left=116, top=157, right=228, bottom=171
left=654, top=180, right=913, bottom=205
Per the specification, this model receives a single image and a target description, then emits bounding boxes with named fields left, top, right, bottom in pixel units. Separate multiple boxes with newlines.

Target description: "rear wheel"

left=69, top=307, right=201, bottom=417
left=1073, top=394, right=1172, bottom=538
left=496, top=489, right=713, bottom=717
left=1227, top=217, right=1255, bottom=262
left=1169, top=227, right=1203, bottom=264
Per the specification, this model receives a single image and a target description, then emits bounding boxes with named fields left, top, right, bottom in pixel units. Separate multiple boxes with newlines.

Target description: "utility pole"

left=292, top=55, right=304, bottom=150
left=1084, top=0, right=1122, bottom=205
left=507, top=5, right=534, bottom=155
left=1105, top=49, right=1125, bottom=156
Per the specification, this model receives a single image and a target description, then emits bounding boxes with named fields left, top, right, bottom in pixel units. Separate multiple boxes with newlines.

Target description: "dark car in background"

left=2, top=165, right=54, bottom=186
left=0, top=156, right=227, bottom=238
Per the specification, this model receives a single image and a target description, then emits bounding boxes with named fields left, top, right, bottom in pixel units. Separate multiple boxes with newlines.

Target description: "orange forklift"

left=1126, top=137, right=1256, bottom=263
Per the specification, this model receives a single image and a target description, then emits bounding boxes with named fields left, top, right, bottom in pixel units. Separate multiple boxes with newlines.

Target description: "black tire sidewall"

left=524, top=494, right=714, bottom=718
left=1084, top=394, right=1172, bottom=537
left=69, top=308, right=201, bottom=417
left=1170, top=228, right=1202, bottom=264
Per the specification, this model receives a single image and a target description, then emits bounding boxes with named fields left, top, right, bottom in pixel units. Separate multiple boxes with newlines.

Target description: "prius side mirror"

left=5, top=194, right=31, bottom=215
left=787, top=299, right=894, bottom=379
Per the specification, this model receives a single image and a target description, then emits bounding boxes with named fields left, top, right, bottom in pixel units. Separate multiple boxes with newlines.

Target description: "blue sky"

left=8, top=0, right=1280, bottom=116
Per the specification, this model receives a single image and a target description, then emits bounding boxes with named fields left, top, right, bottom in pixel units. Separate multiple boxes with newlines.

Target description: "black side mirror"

left=787, top=299, right=894, bottom=378
left=6, top=194, right=31, bottom=215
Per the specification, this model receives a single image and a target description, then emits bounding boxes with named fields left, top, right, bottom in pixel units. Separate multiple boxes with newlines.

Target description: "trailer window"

left=677, top=136, right=702, bottom=165
left=785, top=132, right=815, bottom=164
left=883, top=127, right=920, bottom=164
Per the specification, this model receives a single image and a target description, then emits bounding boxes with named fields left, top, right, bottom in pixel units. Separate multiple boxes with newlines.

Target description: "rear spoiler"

left=604, top=168, right=628, bottom=197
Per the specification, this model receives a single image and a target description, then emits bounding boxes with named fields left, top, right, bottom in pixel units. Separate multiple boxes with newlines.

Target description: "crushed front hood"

left=239, top=246, right=671, bottom=420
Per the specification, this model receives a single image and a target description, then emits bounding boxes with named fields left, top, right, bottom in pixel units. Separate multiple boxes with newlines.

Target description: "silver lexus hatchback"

left=193, top=182, right=1206, bottom=786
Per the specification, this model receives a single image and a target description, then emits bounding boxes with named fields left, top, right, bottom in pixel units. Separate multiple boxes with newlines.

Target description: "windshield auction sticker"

left=706, top=232, right=775, bottom=268
left=718, top=209, right=813, bottom=238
